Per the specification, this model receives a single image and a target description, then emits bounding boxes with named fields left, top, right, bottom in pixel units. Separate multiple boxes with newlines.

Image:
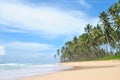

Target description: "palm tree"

left=84, top=24, right=92, bottom=35
left=57, top=49, right=60, bottom=56
left=60, top=46, right=66, bottom=62
left=54, top=54, right=56, bottom=59
left=73, top=36, right=78, bottom=45
left=91, top=25, right=106, bottom=57
left=66, top=41, right=75, bottom=61
left=57, top=0, right=120, bottom=62
left=99, top=11, right=113, bottom=53
left=79, top=33, right=95, bottom=59
left=109, top=2, right=120, bottom=29
left=85, top=24, right=103, bottom=58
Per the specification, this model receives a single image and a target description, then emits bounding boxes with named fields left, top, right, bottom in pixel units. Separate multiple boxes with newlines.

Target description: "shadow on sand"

left=64, top=65, right=116, bottom=71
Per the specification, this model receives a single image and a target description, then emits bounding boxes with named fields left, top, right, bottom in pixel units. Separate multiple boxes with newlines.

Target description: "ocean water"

left=0, top=63, right=72, bottom=80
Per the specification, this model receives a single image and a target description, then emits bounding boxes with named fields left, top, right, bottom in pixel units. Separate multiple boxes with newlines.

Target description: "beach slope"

left=20, top=60, right=120, bottom=80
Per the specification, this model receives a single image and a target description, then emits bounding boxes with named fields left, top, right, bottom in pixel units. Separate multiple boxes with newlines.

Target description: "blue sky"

left=0, top=0, right=118, bottom=64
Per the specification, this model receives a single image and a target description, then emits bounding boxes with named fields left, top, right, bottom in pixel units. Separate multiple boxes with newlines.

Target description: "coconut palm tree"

left=99, top=11, right=113, bottom=53
left=57, top=0, right=120, bottom=62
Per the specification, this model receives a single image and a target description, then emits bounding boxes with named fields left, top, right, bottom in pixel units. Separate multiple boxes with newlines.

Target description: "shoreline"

left=19, top=60, right=120, bottom=80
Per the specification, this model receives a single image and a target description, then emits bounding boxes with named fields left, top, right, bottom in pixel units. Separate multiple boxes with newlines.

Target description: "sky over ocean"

left=0, top=0, right=118, bottom=64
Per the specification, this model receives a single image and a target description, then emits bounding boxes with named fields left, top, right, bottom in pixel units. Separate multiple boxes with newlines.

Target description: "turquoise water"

left=0, top=63, right=72, bottom=80
left=0, top=63, right=27, bottom=70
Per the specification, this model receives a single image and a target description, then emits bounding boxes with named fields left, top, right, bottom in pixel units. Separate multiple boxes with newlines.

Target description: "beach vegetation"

left=56, top=0, right=120, bottom=62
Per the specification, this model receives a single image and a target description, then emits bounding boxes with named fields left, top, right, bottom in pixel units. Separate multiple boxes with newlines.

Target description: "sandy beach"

left=20, top=60, right=120, bottom=80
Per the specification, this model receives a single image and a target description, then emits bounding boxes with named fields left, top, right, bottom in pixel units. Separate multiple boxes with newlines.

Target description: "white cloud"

left=3, top=41, right=57, bottom=59
left=78, top=0, right=91, bottom=8
left=5, top=41, right=55, bottom=51
left=0, top=42, right=58, bottom=63
left=0, top=46, right=5, bottom=56
left=0, top=0, right=98, bottom=38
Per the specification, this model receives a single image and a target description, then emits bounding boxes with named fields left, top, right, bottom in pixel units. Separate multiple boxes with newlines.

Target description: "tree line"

left=55, top=0, right=120, bottom=62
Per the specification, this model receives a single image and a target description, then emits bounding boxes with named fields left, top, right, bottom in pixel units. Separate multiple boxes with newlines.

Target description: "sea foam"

left=0, top=63, right=72, bottom=80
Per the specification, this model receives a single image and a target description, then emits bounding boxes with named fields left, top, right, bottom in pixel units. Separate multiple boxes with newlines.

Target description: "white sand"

left=20, top=60, right=120, bottom=80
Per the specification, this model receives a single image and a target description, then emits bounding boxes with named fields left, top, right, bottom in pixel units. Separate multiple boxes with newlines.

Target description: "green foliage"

left=115, top=52, right=120, bottom=56
left=55, top=0, right=120, bottom=62
left=97, top=55, right=120, bottom=60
